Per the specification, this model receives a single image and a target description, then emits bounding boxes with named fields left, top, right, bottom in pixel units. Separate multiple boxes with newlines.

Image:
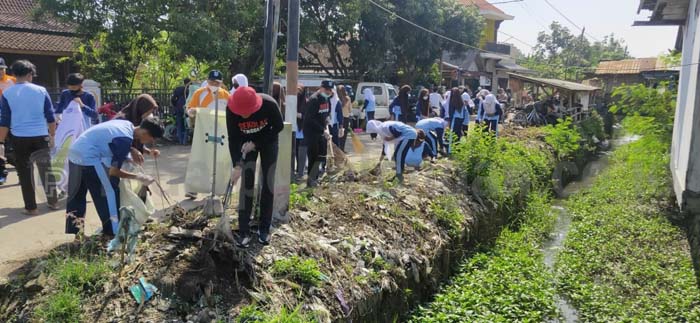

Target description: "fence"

left=46, top=88, right=175, bottom=118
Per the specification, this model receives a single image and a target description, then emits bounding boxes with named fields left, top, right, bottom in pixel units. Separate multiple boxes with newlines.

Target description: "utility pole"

left=263, top=0, right=281, bottom=95
left=285, top=0, right=300, bottom=127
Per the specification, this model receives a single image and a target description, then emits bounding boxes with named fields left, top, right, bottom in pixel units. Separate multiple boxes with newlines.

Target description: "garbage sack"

left=130, top=277, right=158, bottom=304
left=184, top=108, right=233, bottom=195
left=120, top=175, right=156, bottom=226
left=51, top=101, right=86, bottom=192
left=214, top=213, right=235, bottom=243
left=107, top=206, right=140, bottom=258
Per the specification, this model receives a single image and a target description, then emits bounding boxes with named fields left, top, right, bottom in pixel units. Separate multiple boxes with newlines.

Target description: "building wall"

left=0, top=53, right=73, bottom=94
left=671, top=0, right=700, bottom=211
left=480, top=19, right=497, bottom=48
left=599, top=75, right=647, bottom=94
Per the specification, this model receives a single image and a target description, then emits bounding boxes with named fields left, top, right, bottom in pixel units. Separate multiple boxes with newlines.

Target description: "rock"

left=24, top=273, right=48, bottom=293
left=167, top=227, right=203, bottom=240
left=27, top=260, right=46, bottom=279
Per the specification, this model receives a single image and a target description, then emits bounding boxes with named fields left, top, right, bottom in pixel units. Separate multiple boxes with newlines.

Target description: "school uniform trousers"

left=12, top=135, right=58, bottom=210
left=393, top=138, right=414, bottom=176
left=65, top=162, right=120, bottom=236
left=238, top=139, right=278, bottom=237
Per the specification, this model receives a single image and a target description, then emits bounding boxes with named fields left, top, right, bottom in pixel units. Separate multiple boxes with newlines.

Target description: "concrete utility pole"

left=285, top=0, right=300, bottom=128
left=263, top=0, right=281, bottom=95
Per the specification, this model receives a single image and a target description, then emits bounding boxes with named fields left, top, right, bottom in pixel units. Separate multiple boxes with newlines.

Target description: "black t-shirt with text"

left=226, top=93, right=284, bottom=165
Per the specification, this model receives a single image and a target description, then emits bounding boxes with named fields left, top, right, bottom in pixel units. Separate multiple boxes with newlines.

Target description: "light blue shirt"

left=0, top=83, right=55, bottom=137
left=416, top=118, right=445, bottom=133
left=69, top=120, right=134, bottom=168
left=405, top=144, right=425, bottom=168
left=365, top=100, right=376, bottom=112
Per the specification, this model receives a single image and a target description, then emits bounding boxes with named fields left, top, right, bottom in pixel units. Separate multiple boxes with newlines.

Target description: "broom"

left=349, top=130, right=365, bottom=154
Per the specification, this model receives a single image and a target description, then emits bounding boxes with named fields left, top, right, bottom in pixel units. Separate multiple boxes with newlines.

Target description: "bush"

left=578, top=110, right=606, bottom=151
left=35, top=288, right=81, bottom=323
left=610, top=82, right=676, bottom=136
left=543, top=118, right=582, bottom=160
left=271, top=256, right=324, bottom=286
left=429, top=196, right=463, bottom=239
left=50, top=257, right=109, bottom=292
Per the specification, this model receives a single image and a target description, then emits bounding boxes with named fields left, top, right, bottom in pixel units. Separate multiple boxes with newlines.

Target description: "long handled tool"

left=203, top=90, right=224, bottom=217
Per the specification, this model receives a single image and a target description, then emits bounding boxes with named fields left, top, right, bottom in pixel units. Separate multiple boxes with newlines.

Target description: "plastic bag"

left=184, top=108, right=233, bottom=195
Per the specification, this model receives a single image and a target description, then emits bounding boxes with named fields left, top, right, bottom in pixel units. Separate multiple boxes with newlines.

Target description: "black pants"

left=295, top=138, right=307, bottom=178
left=238, top=140, right=278, bottom=237
left=366, top=111, right=376, bottom=139
left=305, top=134, right=326, bottom=183
left=13, top=136, right=58, bottom=210
left=65, top=162, right=120, bottom=236
left=330, top=124, right=341, bottom=148
left=392, top=138, right=414, bottom=175
left=339, top=119, right=351, bottom=152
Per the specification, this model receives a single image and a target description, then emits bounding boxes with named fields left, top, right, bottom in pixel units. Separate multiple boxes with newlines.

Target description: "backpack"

left=484, top=102, right=497, bottom=117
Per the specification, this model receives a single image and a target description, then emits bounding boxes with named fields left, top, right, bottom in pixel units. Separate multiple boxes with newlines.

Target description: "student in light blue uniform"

left=446, top=88, right=466, bottom=154
left=416, top=117, right=447, bottom=157
left=366, top=120, right=417, bottom=183
left=477, top=94, right=502, bottom=136
left=362, top=88, right=377, bottom=140
left=404, top=134, right=436, bottom=168
left=65, top=118, right=163, bottom=238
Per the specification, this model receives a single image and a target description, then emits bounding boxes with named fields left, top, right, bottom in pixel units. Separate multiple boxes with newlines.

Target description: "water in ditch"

left=542, top=136, right=639, bottom=323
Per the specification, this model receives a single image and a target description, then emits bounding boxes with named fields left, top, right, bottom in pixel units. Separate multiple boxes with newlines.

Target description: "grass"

left=271, top=256, right=324, bottom=286
left=34, top=288, right=82, bottom=323
left=429, top=196, right=463, bottom=239
left=555, top=134, right=700, bottom=321
left=410, top=192, right=559, bottom=322
left=236, top=304, right=315, bottom=323
left=50, top=256, right=110, bottom=292
left=289, top=184, right=311, bottom=209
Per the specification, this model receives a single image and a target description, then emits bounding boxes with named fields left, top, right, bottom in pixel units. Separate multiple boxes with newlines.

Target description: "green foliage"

left=610, top=83, right=676, bottom=136
left=544, top=118, right=582, bottom=160
left=411, top=192, right=558, bottom=322
left=555, top=118, right=700, bottom=321
left=523, top=22, right=630, bottom=81
left=236, top=305, right=315, bottom=323
left=429, top=196, right=463, bottom=239
left=271, top=256, right=324, bottom=286
left=289, top=184, right=311, bottom=209
left=577, top=110, right=606, bottom=152
left=50, top=257, right=109, bottom=292
left=35, top=288, right=82, bottom=323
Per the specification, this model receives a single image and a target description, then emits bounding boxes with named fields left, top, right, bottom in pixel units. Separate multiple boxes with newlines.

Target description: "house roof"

left=594, top=57, right=678, bottom=75
left=457, top=0, right=514, bottom=21
left=509, top=73, right=599, bottom=92
left=634, top=0, right=689, bottom=25
left=0, top=0, right=77, bottom=56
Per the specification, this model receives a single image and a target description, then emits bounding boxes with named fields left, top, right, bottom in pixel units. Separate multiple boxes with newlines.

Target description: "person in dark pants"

left=0, top=60, right=59, bottom=215
left=366, top=120, right=418, bottom=183
left=337, top=86, right=352, bottom=151
left=65, top=118, right=162, bottom=238
left=227, top=87, right=284, bottom=248
left=295, top=87, right=307, bottom=181
left=55, top=73, right=98, bottom=129
left=171, top=78, right=191, bottom=145
left=304, top=80, right=334, bottom=187
left=362, top=88, right=377, bottom=140
left=446, top=88, right=466, bottom=154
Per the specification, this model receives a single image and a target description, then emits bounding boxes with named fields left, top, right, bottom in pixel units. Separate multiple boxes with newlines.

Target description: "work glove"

left=0, top=143, right=4, bottom=158
left=134, top=174, right=155, bottom=186
left=241, top=142, right=256, bottom=159
left=323, top=130, right=331, bottom=140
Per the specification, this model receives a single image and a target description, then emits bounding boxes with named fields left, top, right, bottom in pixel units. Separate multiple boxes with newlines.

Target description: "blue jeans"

left=175, top=113, right=187, bottom=144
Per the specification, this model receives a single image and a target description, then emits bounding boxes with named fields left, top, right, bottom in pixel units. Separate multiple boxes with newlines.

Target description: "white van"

left=353, top=83, right=397, bottom=121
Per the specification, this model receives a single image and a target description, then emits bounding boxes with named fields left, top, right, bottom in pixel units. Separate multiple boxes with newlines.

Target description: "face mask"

left=320, top=92, right=331, bottom=99
left=208, top=85, right=220, bottom=92
left=233, top=83, right=239, bottom=89
left=70, top=89, right=81, bottom=96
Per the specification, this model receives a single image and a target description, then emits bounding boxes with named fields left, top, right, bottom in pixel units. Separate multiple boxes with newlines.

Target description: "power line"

left=542, top=0, right=601, bottom=42
left=490, top=0, right=524, bottom=4
left=498, top=30, right=535, bottom=49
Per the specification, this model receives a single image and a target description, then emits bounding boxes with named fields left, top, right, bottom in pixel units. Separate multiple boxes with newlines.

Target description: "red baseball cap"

left=228, top=86, right=262, bottom=116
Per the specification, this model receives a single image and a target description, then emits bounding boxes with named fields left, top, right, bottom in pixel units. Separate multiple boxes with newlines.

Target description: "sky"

left=494, top=0, right=680, bottom=58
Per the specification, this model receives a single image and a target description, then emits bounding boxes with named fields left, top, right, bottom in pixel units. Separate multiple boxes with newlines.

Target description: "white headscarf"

left=366, top=120, right=392, bottom=138
left=330, top=88, right=340, bottom=124
left=483, top=94, right=497, bottom=111
left=363, top=88, right=376, bottom=102
left=479, top=89, right=491, bottom=98
left=231, top=74, right=249, bottom=92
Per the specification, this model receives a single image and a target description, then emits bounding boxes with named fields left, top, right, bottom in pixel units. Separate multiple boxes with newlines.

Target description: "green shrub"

left=289, top=184, right=311, bottom=209
left=271, top=257, right=324, bottom=286
left=35, top=288, right=81, bottom=323
left=610, top=82, right=676, bottom=136
left=236, top=304, right=314, bottom=323
left=544, top=118, right=582, bottom=160
left=578, top=110, right=606, bottom=151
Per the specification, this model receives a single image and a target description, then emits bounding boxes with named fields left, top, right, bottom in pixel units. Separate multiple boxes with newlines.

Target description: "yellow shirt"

left=187, top=87, right=230, bottom=109
left=0, top=75, right=16, bottom=97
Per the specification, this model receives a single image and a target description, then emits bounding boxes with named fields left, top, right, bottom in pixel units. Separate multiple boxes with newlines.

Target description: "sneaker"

left=257, top=231, right=270, bottom=246
left=185, top=192, right=197, bottom=200
left=307, top=180, right=318, bottom=188
left=236, top=235, right=251, bottom=249
left=47, top=202, right=61, bottom=211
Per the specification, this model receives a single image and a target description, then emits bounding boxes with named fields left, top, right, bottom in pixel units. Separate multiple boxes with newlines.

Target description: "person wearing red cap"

left=226, top=87, right=284, bottom=247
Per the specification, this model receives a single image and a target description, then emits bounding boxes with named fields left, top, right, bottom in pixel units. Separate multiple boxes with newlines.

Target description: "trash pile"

left=1, top=160, right=499, bottom=322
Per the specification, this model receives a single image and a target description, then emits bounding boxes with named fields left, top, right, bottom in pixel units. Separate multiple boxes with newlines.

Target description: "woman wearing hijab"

left=416, top=117, right=447, bottom=157
left=230, top=74, right=249, bottom=93
left=117, top=94, right=160, bottom=164
left=389, top=85, right=411, bottom=123
left=416, top=88, right=430, bottom=120
left=329, top=87, right=344, bottom=147
left=366, top=120, right=417, bottom=183
left=362, top=88, right=377, bottom=140
left=478, top=93, right=502, bottom=136
left=446, top=88, right=466, bottom=154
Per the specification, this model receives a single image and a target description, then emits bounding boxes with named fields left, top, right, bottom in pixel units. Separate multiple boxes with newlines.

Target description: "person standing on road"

left=366, top=120, right=417, bottom=183
left=461, top=89, right=475, bottom=135
left=389, top=85, right=411, bottom=123
left=416, top=88, right=430, bottom=120
left=338, top=85, right=352, bottom=152
left=362, top=88, right=377, bottom=140
left=446, top=88, right=466, bottom=153
left=55, top=73, right=97, bottom=129
left=0, top=57, right=15, bottom=97
left=478, top=93, right=502, bottom=135
left=65, top=118, right=163, bottom=238
left=295, top=86, right=307, bottom=181
left=304, top=80, right=334, bottom=187
left=171, top=78, right=191, bottom=145
left=226, top=87, right=284, bottom=247
left=429, top=87, right=442, bottom=117
left=329, top=87, right=343, bottom=147
left=0, top=60, right=59, bottom=214
left=117, top=94, right=160, bottom=164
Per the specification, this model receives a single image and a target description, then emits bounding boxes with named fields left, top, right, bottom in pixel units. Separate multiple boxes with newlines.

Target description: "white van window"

left=361, top=86, right=383, bottom=97
left=388, top=88, right=397, bottom=100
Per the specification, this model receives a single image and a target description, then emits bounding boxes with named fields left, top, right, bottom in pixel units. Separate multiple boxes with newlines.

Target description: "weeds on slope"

left=555, top=129, right=700, bottom=321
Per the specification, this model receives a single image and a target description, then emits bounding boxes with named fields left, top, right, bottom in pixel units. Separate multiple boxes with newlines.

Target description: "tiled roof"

left=594, top=58, right=669, bottom=75
left=0, top=29, right=76, bottom=54
left=457, top=0, right=514, bottom=20
left=0, top=0, right=78, bottom=54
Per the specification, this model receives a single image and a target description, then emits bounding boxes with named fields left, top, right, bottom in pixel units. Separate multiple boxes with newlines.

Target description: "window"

left=361, top=86, right=383, bottom=96
left=388, top=88, right=397, bottom=100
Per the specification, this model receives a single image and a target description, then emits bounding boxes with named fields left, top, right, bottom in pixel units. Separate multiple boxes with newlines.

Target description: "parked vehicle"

left=353, top=83, right=397, bottom=121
